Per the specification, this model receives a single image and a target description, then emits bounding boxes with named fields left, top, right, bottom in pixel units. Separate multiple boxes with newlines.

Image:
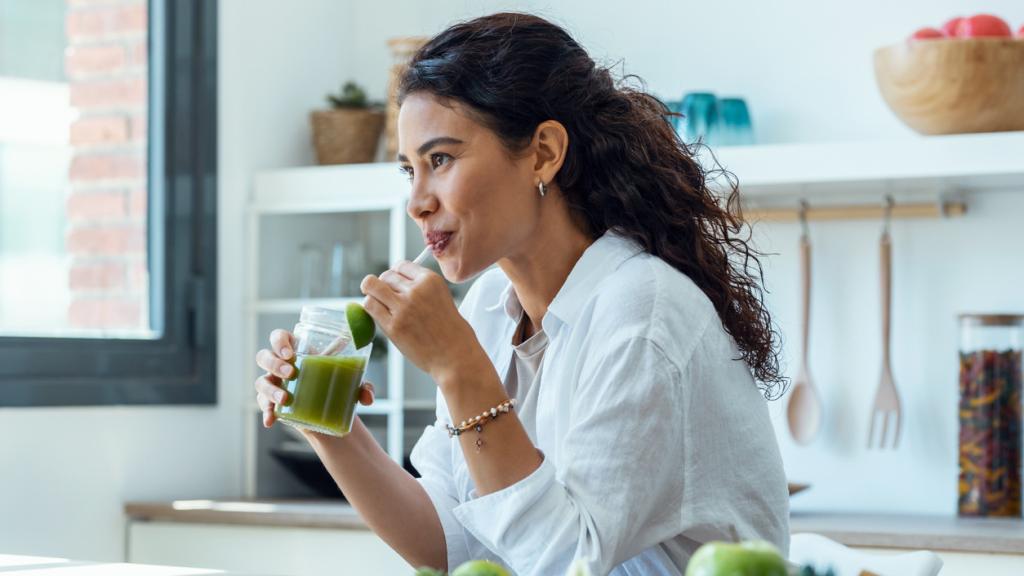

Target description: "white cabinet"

left=243, top=162, right=460, bottom=498
left=128, top=521, right=412, bottom=575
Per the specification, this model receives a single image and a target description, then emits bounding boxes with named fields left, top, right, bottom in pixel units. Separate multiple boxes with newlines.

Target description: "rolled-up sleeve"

left=411, top=389, right=513, bottom=571
left=451, top=336, right=689, bottom=576
left=410, top=421, right=474, bottom=568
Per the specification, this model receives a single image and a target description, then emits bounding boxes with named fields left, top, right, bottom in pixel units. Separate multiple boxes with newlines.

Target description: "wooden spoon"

left=787, top=231, right=823, bottom=444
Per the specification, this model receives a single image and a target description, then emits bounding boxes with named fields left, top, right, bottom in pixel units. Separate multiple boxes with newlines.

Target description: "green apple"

left=450, top=559, right=511, bottom=576
left=685, top=540, right=788, bottom=576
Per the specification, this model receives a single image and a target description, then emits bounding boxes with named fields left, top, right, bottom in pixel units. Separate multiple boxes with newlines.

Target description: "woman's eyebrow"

left=397, top=136, right=465, bottom=162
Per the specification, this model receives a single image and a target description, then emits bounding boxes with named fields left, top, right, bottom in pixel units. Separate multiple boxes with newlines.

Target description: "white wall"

left=338, top=0, right=1024, bottom=516
left=760, top=190, right=1024, bottom=515
left=0, top=0, right=354, bottom=561
left=347, top=0, right=1024, bottom=144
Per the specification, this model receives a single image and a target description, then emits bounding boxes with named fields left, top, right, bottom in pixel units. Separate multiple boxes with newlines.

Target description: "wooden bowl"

left=873, top=39, right=1024, bottom=135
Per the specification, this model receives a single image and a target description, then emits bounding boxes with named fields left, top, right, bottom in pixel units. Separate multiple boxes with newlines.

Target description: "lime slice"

left=345, top=302, right=376, bottom=350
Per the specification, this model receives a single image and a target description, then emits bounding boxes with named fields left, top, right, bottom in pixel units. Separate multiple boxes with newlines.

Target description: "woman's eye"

left=430, top=153, right=451, bottom=169
left=400, top=154, right=449, bottom=182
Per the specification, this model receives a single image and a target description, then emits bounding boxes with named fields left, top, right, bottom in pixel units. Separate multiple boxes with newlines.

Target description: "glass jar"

left=957, top=314, right=1023, bottom=517
left=274, top=306, right=372, bottom=437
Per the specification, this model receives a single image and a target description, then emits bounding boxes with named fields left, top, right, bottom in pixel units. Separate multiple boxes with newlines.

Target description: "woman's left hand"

left=360, top=261, right=482, bottom=381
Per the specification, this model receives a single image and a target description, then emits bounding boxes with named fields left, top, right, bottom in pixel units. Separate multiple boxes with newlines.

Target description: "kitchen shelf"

left=708, top=130, right=1024, bottom=208
left=245, top=163, right=422, bottom=499
left=254, top=297, right=460, bottom=315
left=250, top=162, right=406, bottom=213
left=356, top=401, right=397, bottom=415
left=252, top=298, right=363, bottom=314
left=250, top=131, right=1024, bottom=216
left=246, top=399, right=398, bottom=415
left=403, top=399, right=437, bottom=411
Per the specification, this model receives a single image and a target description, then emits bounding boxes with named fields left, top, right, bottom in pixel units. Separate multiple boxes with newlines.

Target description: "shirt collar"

left=483, top=231, right=644, bottom=328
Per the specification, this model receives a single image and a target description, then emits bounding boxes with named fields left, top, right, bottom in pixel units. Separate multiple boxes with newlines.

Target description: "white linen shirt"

left=409, top=232, right=789, bottom=576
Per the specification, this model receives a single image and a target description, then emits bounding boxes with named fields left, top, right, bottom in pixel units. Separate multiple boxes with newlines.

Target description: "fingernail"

left=281, top=348, right=292, bottom=359
left=276, top=391, right=286, bottom=404
left=280, top=364, right=293, bottom=378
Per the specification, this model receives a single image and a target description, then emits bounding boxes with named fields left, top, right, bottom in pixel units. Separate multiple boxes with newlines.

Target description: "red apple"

left=954, top=14, right=1013, bottom=37
left=910, top=27, right=945, bottom=40
left=941, top=17, right=964, bottom=37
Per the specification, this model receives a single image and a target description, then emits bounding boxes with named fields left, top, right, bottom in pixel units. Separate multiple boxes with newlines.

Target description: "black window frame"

left=0, top=0, right=217, bottom=407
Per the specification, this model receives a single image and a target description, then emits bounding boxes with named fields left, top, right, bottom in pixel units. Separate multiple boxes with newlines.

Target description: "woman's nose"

left=407, top=184, right=438, bottom=220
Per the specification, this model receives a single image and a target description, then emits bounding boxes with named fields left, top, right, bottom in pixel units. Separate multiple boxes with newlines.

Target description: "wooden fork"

left=868, top=229, right=902, bottom=449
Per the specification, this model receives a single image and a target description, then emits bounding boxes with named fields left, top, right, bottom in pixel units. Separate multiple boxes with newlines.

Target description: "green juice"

left=274, top=354, right=367, bottom=436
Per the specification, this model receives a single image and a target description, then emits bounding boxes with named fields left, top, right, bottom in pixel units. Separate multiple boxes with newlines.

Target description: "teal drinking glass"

left=716, top=97, right=754, bottom=146
left=680, top=92, right=719, bottom=145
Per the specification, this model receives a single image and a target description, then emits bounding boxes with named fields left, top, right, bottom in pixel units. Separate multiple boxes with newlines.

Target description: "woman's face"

left=398, top=92, right=539, bottom=283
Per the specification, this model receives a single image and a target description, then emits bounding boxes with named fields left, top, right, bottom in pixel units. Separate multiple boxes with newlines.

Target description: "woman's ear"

left=531, top=120, right=569, bottom=185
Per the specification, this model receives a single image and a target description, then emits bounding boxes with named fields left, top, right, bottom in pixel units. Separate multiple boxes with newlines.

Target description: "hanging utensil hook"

left=798, top=199, right=810, bottom=238
left=883, top=195, right=895, bottom=237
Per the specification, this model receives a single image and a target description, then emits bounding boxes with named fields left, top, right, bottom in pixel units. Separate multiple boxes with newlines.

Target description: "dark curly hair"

left=398, top=12, right=784, bottom=397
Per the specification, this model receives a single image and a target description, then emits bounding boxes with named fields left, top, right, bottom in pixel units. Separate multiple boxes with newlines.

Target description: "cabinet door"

left=128, top=521, right=412, bottom=575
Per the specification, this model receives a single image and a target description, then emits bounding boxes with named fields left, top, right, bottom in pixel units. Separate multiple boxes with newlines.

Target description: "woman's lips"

left=426, top=231, right=453, bottom=255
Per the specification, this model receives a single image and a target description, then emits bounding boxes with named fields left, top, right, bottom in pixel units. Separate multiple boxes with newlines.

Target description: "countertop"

left=125, top=499, right=366, bottom=531
left=790, top=511, right=1024, bottom=555
left=0, top=553, right=241, bottom=575
left=125, top=500, right=1024, bottom=555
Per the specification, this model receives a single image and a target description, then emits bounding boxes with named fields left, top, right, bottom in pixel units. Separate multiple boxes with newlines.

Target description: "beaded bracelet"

left=443, top=398, right=517, bottom=452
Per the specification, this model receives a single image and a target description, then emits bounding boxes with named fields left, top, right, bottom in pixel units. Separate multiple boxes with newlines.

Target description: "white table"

left=0, top=554, right=253, bottom=575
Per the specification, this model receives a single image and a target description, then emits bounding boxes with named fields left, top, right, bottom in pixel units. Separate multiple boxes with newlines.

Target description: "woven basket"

left=310, top=108, right=385, bottom=165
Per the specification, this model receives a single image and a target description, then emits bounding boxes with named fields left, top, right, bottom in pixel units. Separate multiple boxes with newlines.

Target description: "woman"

left=255, top=12, right=789, bottom=575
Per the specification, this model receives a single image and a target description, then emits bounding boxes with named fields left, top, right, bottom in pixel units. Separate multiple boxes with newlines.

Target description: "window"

left=0, top=0, right=216, bottom=406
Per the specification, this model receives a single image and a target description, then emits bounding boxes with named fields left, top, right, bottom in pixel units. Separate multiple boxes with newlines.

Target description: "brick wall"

left=64, top=0, right=148, bottom=331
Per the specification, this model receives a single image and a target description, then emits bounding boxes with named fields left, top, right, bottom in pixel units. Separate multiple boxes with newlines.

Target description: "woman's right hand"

left=254, top=329, right=376, bottom=429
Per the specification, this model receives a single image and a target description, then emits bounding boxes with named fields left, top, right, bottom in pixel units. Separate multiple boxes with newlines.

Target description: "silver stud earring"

left=538, top=181, right=547, bottom=197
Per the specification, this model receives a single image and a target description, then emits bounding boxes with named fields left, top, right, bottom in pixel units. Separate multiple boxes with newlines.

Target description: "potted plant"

left=310, top=81, right=386, bottom=165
